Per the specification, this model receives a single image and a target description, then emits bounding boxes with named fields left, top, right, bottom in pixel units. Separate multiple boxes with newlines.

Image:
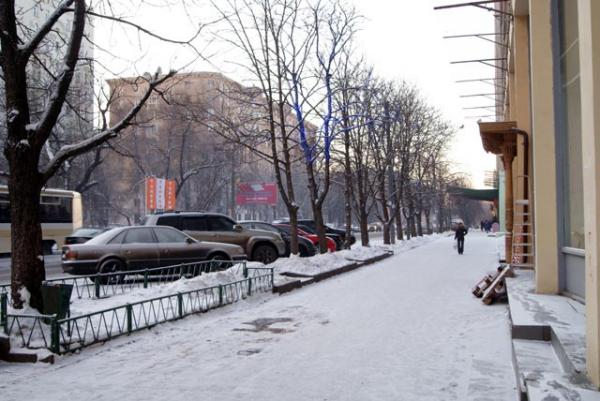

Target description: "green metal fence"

left=3, top=269, right=273, bottom=354
left=0, top=259, right=247, bottom=304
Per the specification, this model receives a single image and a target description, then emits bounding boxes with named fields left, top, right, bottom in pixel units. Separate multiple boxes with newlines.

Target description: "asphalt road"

left=0, top=254, right=64, bottom=284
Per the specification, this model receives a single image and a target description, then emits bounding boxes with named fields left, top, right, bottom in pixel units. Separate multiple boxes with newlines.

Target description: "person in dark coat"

left=454, top=222, right=468, bottom=255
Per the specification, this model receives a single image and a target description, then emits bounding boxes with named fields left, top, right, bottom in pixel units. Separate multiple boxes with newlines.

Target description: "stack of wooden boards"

left=472, top=265, right=514, bottom=305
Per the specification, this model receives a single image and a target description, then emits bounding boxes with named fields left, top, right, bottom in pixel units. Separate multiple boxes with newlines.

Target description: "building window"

left=557, top=0, right=584, bottom=249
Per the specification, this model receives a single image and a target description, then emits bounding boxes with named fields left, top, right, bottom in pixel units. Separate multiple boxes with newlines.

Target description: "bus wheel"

left=42, top=240, right=56, bottom=255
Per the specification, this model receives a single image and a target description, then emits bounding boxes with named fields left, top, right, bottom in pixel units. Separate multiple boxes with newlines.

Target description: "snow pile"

left=70, top=264, right=250, bottom=315
left=251, top=233, right=442, bottom=279
left=273, top=252, right=353, bottom=275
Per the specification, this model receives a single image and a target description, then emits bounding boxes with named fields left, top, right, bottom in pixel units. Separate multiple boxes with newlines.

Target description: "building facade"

left=101, top=72, right=310, bottom=225
left=478, top=0, right=600, bottom=386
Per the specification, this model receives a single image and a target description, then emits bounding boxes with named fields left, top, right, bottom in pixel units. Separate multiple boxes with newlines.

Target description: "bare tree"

left=0, top=0, right=203, bottom=310
left=288, top=0, right=360, bottom=252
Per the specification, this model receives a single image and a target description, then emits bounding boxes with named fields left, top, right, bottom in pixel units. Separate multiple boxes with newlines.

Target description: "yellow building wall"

left=578, top=0, right=600, bottom=387
left=529, top=0, right=560, bottom=294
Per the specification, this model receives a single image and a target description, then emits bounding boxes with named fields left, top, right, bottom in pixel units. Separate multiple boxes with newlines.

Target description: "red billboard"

left=236, top=182, right=277, bottom=206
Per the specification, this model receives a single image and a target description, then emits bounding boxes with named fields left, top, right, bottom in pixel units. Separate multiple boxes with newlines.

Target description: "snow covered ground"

left=0, top=231, right=517, bottom=401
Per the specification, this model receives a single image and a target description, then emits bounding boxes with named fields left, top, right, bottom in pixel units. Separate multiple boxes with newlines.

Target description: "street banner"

left=156, top=178, right=166, bottom=210
left=165, top=180, right=176, bottom=210
left=146, top=177, right=156, bottom=211
left=236, top=182, right=277, bottom=206
left=146, top=177, right=177, bottom=211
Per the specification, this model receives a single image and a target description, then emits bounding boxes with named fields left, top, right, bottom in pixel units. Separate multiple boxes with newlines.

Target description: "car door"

left=181, top=216, right=216, bottom=242
left=153, top=227, right=208, bottom=266
left=119, top=228, right=159, bottom=270
left=209, top=216, right=246, bottom=247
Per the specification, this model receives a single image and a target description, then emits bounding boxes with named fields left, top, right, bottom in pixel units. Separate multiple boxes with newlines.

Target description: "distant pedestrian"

left=454, top=222, right=468, bottom=255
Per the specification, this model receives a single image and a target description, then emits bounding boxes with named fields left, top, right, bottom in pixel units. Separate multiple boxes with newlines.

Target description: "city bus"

left=0, top=185, right=83, bottom=255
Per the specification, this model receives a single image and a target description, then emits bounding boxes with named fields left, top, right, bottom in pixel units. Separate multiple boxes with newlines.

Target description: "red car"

left=275, top=224, right=336, bottom=253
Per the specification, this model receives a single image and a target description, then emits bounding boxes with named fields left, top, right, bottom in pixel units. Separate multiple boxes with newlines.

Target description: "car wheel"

left=208, top=253, right=232, bottom=271
left=252, top=244, right=278, bottom=264
left=96, top=258, right=125, bottom=285
left=298, top=245, right=310, bottom=257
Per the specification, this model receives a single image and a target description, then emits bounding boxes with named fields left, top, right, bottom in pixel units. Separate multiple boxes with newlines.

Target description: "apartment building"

left=101, top=71, right=307, bottom=225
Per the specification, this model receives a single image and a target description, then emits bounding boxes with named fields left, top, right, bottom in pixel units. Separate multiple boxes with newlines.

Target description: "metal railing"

left=4, top=270, right=273, bottom=354
left=0, top=259, right=247, bottom=304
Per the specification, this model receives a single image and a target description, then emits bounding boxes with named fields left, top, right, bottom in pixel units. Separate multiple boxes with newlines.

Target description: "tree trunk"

left=343, top=116, right=353, bottom=249
left=8, top=161, right=45, bottom=310
left=306, top=163, right=328, bottom=253
left=288, top=206, right=299, bottom=255
left=359, top=210, right=369, bottom=246
left=395, top=207, right=403, bottom=241
left=425, top=209, right=432, bottom=234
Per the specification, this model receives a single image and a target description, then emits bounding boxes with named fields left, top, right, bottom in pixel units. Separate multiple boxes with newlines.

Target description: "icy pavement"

left=0, top=231, right=518, bottom=401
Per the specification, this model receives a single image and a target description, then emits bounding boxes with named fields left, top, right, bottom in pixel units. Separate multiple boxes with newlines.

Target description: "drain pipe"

left=511, top=128, right=529, bottom=193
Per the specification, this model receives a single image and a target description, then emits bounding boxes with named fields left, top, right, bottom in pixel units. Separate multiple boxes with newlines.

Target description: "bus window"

left=40, top=196, right=72, bottom=223
left=0, top=194, right=9, bottom=223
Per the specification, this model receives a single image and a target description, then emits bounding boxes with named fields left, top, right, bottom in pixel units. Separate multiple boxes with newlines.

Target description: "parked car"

left=298, top=219, right=356, bottom=248
left=273, top=219, right=355, bottom=249
left=239, top=221, right=316, bottom=257
left=296, top=224, right=343, bottom=251
left=274, top=224, right=337, bottom=253
left=62, top=226, right=246, bottom=276
left=64, top=227, right=109, bottom=245
left=143, top=212, right=286, bottom=264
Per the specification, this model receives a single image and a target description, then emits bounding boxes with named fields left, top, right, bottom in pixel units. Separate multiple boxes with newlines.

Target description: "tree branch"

left=19, top=0, right=74, bottom=64
left=41, top=70, right=175, bottom=182
left=31, top=0, right=85, bottom=151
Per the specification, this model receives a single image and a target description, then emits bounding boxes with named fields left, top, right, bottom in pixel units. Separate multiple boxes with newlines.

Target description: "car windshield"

left=254, top=223, right=278, bottom=233
left=70, top=228, right=105, bottom=237
left=274, top=225, right=291, bottom=235
left=298, top=225, right=316, bottom=234
left=85, top=228, right=125, bottom=245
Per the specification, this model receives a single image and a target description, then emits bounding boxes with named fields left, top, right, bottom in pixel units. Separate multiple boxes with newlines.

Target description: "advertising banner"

left=145, top=177, right=156, bottom=211
left=236, top=182, right=277, bottom=206
left=146, top=177, right=177, bottom=211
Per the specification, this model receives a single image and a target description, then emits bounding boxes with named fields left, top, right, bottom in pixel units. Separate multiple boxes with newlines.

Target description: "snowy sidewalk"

left=0, top=232, right=517, bottom=401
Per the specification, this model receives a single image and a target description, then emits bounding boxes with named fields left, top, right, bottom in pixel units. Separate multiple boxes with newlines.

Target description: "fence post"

left=243, top=262, right=248, bottom=278
left=0, top=292, right=7, bottom=328
left=143, top=269, right=149, bottom=289
left=126, top=304, right=132, bottom=335
left=94, top=276, right=100, bottom=298
left=248, top=278, right=252, bottom=296
left=177, top=292, right=183, bottom=318
left=219, top=285, right=223, bottom=306
left=50, top=316, right=60, bottom=355
left=271, top=268, right=274, bottom=287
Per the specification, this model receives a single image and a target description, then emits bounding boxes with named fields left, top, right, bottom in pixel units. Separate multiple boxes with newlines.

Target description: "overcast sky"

left=95, top=0, right=498, bottom=188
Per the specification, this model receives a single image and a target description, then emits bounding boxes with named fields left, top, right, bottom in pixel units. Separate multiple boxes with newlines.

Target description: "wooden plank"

left=482, top=266, right=512, bottom=305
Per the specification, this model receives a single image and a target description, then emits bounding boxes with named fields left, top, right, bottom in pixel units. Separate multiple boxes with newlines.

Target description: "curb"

left=274, top=251, right=394, bottom=295
left=0, top=335, right=54, bottom=364
left=272, top=279, right=303, bottom=294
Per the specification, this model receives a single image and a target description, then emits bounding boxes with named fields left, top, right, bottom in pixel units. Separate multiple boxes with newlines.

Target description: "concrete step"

left=507, top=271, right=599, bottom=400
left=512, top=339, right=563, bottom=400
left=0, top=334, right=54, bottom=364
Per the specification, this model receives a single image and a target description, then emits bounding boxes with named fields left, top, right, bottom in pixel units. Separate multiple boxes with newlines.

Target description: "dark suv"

left=144, top=213, right=286, bottom=264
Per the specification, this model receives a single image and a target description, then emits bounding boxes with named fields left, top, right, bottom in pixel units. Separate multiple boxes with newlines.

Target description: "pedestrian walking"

left=454, top=222, right=468, bottom=255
